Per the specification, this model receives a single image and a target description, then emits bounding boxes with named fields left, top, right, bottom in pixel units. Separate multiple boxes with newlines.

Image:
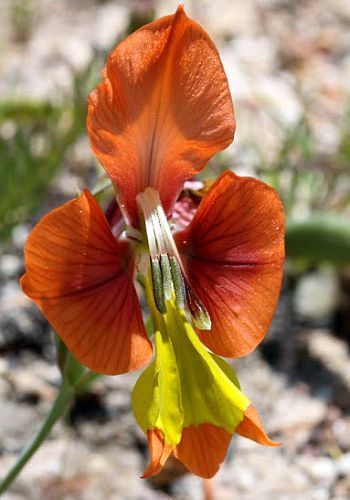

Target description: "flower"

left=21, top=6, right=285, bottom=478
left=20, top=170, right=284, bottom=374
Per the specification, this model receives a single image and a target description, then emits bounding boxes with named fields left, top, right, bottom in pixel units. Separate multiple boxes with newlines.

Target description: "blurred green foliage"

left=286, top=214, right=350, bottom=265
left=257, top=112, right=350, bottom=265
left=259, top=114, right=350, bottom=216
left=9, top=0, right=37, bottom=43
left=337, top=105, right=350, bottom=169
left=0, top=5, right=157, bottom=246
left=0, top=60, right=100, bottom=242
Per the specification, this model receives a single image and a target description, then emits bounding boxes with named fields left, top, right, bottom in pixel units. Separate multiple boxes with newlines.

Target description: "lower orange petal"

left=21, top=190, right=152, bottom=375
left=174, top=424, right=231, bottom=479
left=235, top=404, right=280, bottom=446
left=142, top=429, right=174, bottom=478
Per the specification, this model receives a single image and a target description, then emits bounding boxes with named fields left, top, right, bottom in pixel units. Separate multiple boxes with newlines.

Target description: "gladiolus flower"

left=21, top=6, right=285, bottom=478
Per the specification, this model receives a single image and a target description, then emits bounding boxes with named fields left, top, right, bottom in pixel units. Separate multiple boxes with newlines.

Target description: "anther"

left=160, top=254, right=172, bottom=300
left=169, top=255, right=186, bottom=309
left=150, top=257, right=166, bottom=313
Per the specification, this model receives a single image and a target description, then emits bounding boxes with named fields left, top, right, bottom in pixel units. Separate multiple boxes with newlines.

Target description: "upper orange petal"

left=174, top=424, right=231, bottom=479
left=87, top=6, right=235, bottom=227
left=142, top=429, right=174, bottom=478
left=235, top=404, right=281, bottom=447
left=21, top=191, right=152, bottom=375
left=175, top=171, right=285, bottom=358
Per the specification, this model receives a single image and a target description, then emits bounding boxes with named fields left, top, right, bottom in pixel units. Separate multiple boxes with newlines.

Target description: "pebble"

left=0, top=303, right=50, bottom=351
left=299, top=456, right=337, bottom=485
left=336, top=453, right=350, bottom=476
left=171, top=474, right=203, bottom=500
left=0, top=255, right=23, bottom=281
left=294, top=270, right=340, bottom=321
left=305, top=330, right=350, bottom=390
left=11, top=225, right=30, bottom=250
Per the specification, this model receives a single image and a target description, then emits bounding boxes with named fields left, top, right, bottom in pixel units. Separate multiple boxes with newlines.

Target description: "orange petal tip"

left=142, top=429, right=174, bottom=478
left=236, top=404, right=281, bottom=447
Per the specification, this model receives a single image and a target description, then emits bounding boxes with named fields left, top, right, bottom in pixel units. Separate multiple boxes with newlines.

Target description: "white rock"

left=310, top=487, right=331, bottom=500
left=324, top=0, right=350, bottom=20
left=299, top=456, right=337, bottom=485
left=0, top=255, right=22, bottom=280
left=93, top=4, right=129, bottom=50
left=268, top=391, right=326, bottom=434
left=336, top=453, right=350, bottom=476
left=254, top=75, right=303, bottom=127
left=231, top=37, right=279, bottom=74
left=306, top=330, right=350, bottom=389
left=0, top=281, right=21, bottom=301
left=294, top=270, right=340, bottom=320
left=172, top=474, right=203, bottom=500
left=191, top=0, right=260, bottom=37
left=234, top=467, right=255, bottom=490
left=11, top=224, right=30, bottom=249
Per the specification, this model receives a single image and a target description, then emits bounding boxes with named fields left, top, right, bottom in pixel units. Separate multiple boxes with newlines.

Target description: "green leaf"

left=286, top=214, right=350, bottom=265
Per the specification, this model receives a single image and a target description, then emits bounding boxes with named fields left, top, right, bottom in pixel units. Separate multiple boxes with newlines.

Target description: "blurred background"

left=0, top=0, right=350, bottom=498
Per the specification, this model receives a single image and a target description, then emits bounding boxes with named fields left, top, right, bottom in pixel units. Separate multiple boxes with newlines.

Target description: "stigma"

left=137, top=187, right=211, bottom=330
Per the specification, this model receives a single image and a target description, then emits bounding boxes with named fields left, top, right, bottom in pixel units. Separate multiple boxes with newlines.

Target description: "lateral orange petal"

left=174, top=424, right=231, bottom=479
left=87, top=6, right=235, bottom=227
left=236, top=404, right=281, bottom=447
left=142, top=429, right=174, bottom=478
left=21, top=191, right=152, bottom=375
left=175, top=171, right=285, bottom=358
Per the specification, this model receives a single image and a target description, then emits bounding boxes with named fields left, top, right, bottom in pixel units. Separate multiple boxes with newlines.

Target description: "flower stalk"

left=0, top=381, right=73, bottom=494
left=0, top=346, right=97, bottom=494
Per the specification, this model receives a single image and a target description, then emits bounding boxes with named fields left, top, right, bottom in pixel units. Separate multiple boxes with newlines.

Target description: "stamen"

left=169, top=255, right=186, bottom=309
left=137, top=187, right=211, bottom=330
left=160, top=254, right=172, bottom=300
left=150, top=257, right=166, bottom=313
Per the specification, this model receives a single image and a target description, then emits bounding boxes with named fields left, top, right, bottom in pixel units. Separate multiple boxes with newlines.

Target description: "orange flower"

left=21, top=5, right=284, bottom=373
left=21, top=6, right=285, bottom=477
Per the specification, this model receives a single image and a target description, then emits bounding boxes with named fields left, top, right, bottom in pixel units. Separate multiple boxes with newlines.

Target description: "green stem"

left=0, top=382, right=74, bottom=494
